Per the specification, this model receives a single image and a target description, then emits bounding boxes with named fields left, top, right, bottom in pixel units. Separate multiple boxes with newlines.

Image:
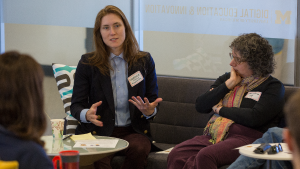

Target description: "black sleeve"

left=144, top=53, right=159, bottom=103
left=70, top=55, right=91, bottom=122
left=219, top=78, right=285, bottom=128
left=195, top=73, right=231, bottom=113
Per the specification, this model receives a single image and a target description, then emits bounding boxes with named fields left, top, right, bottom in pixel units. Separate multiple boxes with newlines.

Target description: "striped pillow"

left=52, top=63, right=78, bottom=134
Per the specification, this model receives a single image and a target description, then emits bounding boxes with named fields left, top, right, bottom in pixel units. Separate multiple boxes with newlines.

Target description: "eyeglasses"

left=229, top=53, right=244, bottom=64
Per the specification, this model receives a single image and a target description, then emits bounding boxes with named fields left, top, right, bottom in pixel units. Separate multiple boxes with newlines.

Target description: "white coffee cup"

left=51, top=119, right=64, bottom=139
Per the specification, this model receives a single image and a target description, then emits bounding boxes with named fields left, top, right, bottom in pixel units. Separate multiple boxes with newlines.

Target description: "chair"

left=0, top=160, right=19, bottom=169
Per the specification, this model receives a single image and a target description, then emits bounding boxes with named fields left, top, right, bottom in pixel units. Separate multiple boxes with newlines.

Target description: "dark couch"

left=112, top=75, right=299, bottom=169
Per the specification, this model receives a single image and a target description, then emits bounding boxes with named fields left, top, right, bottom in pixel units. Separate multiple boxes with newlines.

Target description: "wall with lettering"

left=142, top=0, right=296, bottom=84
left=142, top=0, right=296, bottom=39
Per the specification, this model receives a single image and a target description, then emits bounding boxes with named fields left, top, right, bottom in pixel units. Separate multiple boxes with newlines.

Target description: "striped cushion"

left=52, top=63, right=78, bottom=134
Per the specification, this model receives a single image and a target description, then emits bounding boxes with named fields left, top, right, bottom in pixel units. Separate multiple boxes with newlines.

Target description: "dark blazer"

left=70, top=52, right=159, bottom=142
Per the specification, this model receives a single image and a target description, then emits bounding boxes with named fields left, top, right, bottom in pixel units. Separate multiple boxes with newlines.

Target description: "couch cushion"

left=157, top=76, right=215, bottom=103
left=151, top=76, right=215, bottom=144
left=284, top=86, right=299, bottom=102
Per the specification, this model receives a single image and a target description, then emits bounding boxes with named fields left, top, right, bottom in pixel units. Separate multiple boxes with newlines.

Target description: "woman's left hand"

left=129, top=96, right=163, bottom=116
left=212, top=100, right=223, bottom=114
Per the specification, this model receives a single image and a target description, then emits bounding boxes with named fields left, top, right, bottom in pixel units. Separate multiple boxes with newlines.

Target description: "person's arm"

left=25, top=143, right=54, bottom=169
left=220, top=78, right=285, bottom=128
left=144, top=53, right=160, bottom=104
left=70, top=55, right=104, bottom=126
left=197, top=67, right=243, bottom=114
left=70, top=55, right=92, bottom=122
left=195, top=73, right=231, bottom=113
left=143, top=107, right=157, bottom=119
left=129, top=53, right=162, bottom=117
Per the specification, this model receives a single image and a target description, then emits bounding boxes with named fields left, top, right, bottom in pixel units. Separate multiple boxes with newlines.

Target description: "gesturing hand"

left=225, top=67, right=242, bottom=90
left=86, top=101, right=103, bottom=127
left=129, top=96, right=163, bottom=116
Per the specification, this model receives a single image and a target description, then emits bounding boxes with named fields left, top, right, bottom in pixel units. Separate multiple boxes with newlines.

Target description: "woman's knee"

left=195, top=148, right=215, bottom=161
left=266, top=127, right=283, bottom=135
left=168, top=144, right=186, bottom=162
left=262, top=127, right=284, bottom=143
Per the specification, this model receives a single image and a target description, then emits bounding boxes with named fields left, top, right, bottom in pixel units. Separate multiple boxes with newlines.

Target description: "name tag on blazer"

left=128, top=71, right=144, bottom=87
left=245, top=92, right=262, bottom=101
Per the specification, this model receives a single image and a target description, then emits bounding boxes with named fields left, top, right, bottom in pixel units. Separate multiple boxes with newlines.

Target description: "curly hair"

left=229, top=33, right=275, bottom=77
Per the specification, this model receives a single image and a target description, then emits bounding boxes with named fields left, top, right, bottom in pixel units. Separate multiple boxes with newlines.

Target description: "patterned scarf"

left=203, top=75, right=269, bottom=144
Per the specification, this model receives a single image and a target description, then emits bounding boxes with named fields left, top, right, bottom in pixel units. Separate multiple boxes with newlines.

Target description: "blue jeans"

left=227, top=127, right=293, bottom=169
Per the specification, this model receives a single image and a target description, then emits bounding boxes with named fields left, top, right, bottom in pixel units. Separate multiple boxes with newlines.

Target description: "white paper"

left=155, top=147, right=174, bottom=154
left=73, top=139, right=119, bottom=148
left=245, top=92, right=262, bottom=101
left=128, top=71, right=144, bottom=87
left=236, top=143, right=291, bottom=154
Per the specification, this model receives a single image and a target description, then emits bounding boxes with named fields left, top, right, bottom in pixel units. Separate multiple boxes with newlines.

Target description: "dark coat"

left=71, top=52, right=159, bottom=142
left=0, top=125, right=53, bottom=169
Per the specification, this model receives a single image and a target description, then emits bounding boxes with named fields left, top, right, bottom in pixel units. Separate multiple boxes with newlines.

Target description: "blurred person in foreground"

left=283, top=89, right=300, bottom=169
left=167, top=33, right=285, bottom=169
left=0, top=51, right=53, bottom=169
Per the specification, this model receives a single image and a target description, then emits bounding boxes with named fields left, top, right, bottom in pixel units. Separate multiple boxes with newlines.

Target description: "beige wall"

left=5, top=23, right=86, bottom=66
left=4, top=23, right=295, bottom=84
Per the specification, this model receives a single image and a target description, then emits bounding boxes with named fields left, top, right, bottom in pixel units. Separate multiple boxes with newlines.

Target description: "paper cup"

left=52, top=138, right=64, bottom=153
left=51, top=119, right=64, bottom=139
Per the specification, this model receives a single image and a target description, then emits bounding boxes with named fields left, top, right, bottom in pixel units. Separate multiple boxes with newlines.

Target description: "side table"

left=238, top=143, right=292, bottom=169
left=42, top=135, right=129, bottom=167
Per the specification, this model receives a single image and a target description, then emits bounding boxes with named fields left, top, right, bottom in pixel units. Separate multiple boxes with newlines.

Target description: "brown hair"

left=0, top=51, right=46, bottom=146
left=284, top=89, right=300, bottom=152
left=88, top=5, right=147, bottom=75
left=229, top=33, right=275, bottom=77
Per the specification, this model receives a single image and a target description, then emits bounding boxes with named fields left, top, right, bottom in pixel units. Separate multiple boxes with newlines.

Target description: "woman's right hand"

left=225, top=67, right=242, bottom=90
left=86, top=101, right=103, bottom=127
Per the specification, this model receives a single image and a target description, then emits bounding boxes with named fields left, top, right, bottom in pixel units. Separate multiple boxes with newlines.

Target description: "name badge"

left=128, top=71, right=144, bottom=87
left=245, top=92, right=262, bottom=101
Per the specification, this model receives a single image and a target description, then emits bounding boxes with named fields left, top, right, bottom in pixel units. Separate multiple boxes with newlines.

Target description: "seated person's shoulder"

left=0, top=134, right=53, bottom=169
left=81, top=52, right=95, bottom=62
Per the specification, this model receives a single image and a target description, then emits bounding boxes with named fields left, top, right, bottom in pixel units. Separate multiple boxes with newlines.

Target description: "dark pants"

left=94, top=126, right=151, bottom=169
left=167, top=124, right=263, bottom=169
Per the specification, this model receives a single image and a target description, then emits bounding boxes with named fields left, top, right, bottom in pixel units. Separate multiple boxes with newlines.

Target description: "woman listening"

left=167, top=33, right=285, bottom=169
